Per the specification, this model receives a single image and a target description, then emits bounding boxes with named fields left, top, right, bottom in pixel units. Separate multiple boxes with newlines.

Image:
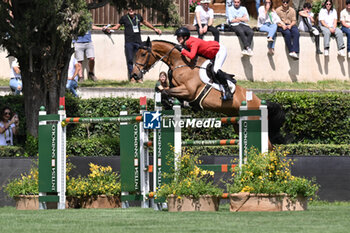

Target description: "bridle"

left=133, top=42, right=206, bottom=79
left=133, top=44, right=177, bottom=78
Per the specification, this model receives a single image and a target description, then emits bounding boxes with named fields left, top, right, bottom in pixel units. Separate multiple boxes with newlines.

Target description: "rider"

left=174, top=27, right=233, bottom=100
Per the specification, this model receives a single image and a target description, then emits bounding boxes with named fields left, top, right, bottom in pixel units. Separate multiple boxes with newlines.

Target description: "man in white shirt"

left=226, top=0, right=254, bottom=56
left=340, top=0, right=350, bottom=58
left=66, top=55, right=80, bottom=97
left=9, top=58, right=22, bottom=95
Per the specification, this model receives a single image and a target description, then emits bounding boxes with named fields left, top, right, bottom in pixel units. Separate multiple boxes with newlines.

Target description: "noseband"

left=134, top=45, right=177, bottom=76
left=134, top=46, right=156, bottom=76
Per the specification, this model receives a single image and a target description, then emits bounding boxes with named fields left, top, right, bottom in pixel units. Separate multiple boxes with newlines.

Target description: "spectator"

left=227, top=0, right=254, bottom=56
left=194, top=0, right=220, bottom=42
left=66, top=55, right=80, bottom=97
left=340, top=0, right=350, bottom=58
left=292, top=0, right=306, bottom=15
left=319, top=0, right=346, bottom=57
left=255, top=0, right=261, bottom=17
left=155, top=71, right=172, bottom=109
left=109, top=4, right=162, bottom=83
left=298, top=2, right=322, bottom=54
left=257, top=0, right=281, bottom=55
left=73, top=24, right=103, bottom=82
left=0, top=107, right=19, bottom=146
left=9, top=58, right=22, bottom=95
left=276, top=0, right=300, bottom=59
left=155, top=71, right=169, bottom=93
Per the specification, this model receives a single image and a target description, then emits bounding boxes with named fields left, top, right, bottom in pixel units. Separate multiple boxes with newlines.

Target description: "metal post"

left=153, top=92, right=162, bottom=210
left=139, top=104, right=149, bottom=208
left=57, top=105, right=66, bottom=209
left=260, top=100, right=269, bottom=154
left=120, top=106, right=130, bottom=209
left=38, top=106, right=47, bottom=210
left=173, top=99, right=181, bottom=170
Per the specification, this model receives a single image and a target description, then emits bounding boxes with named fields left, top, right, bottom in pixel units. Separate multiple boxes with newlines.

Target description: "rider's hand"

left=102, top=28, right=111, bottom=35
left=175, top=44, right=183, bottom=52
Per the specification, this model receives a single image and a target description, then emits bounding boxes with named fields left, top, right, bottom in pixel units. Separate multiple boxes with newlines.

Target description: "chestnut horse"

left=131, top=38, right=285, bottom=145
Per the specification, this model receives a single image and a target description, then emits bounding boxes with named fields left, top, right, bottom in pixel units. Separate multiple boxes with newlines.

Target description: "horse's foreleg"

left=164, top=85, right=191, bottom=100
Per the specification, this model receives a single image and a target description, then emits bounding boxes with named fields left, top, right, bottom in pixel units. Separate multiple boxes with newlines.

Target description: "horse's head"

left=131, top=37, right=157, bottom=81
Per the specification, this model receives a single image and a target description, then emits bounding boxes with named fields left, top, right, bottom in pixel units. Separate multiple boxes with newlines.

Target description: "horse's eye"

left=141, top=53, right=146, bottom=57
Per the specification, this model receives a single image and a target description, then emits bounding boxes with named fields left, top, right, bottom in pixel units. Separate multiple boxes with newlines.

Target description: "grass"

left=0, top=202, right=350, bottom=233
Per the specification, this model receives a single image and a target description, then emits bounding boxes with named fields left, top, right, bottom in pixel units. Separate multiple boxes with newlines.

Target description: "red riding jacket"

left=181, top=36, right=220, bottom=60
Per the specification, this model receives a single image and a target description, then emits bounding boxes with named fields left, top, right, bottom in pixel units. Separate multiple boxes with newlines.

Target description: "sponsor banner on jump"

left=142, top=111, right=222, bottom=129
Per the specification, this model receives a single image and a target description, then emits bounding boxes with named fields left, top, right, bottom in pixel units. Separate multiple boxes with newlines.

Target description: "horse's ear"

left=146, top=37, right=151, bottom=47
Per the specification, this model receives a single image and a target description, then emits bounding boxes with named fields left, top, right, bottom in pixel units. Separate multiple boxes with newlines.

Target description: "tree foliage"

left=0, top=0, right=91, bottom=136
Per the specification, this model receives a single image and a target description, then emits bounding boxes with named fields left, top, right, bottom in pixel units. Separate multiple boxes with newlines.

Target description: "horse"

left=131, top=38, right=285, bottom=146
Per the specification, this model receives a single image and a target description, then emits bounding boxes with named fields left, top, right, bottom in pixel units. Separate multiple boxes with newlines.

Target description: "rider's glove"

left=174, top=44, right=183, bottom=52
left=102, top=28, right=111, bottom=35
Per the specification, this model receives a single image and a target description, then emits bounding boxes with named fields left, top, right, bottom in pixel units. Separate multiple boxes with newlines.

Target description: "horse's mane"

left=151, top=40, right=177, bottom=47
left=148, top=39, right=206, bottom=63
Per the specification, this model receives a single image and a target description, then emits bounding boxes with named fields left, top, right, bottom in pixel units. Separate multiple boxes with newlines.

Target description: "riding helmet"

left=174, top=27, right=190, bottom=38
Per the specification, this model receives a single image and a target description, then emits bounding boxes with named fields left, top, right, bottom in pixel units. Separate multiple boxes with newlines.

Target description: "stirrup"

left=220, top=92, right=233, bottom=101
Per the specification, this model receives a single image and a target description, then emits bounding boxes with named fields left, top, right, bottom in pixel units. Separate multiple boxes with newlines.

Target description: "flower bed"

left=157, top=150, right=223, bottom=211
left=227, top=149, right=319, bottom=211
left=230, top=193, right=307, bottom=212
left=167, top=194, right=219, bottom=212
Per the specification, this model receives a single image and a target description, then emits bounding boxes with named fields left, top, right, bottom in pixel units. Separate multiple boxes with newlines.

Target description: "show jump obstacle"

left=38, top=93, right=268, bottom=209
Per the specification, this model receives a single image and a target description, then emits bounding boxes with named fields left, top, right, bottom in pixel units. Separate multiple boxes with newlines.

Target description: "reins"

left=136, top=42, right=206, bottom=74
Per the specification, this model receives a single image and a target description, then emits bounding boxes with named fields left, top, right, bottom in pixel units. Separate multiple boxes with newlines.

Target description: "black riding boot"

left=315, top=35, right=322, bottom=54
left=216, top=70, right=233, bottom=101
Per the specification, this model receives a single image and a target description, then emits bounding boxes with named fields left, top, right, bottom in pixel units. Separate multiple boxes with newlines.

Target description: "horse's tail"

left=267, top=101, right=286, bottom=144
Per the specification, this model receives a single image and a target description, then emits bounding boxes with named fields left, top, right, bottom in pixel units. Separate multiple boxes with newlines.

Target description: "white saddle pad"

left=199, top=60, right=236, bottom=93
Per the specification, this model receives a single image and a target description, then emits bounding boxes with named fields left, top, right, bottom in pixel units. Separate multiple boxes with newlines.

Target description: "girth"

left=189, top=84, right=213, bottom=110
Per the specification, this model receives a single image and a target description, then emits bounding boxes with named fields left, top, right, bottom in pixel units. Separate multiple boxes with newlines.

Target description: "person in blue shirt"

left=73, top=25, right=104, bottom=82
left=226, top=0, right=254, bottom=56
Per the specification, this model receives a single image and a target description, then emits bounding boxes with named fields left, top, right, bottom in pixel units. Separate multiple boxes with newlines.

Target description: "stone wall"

left=1, top=30, right=350, bottom=83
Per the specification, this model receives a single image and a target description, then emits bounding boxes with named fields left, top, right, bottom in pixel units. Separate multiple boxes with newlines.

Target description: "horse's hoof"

left=130, top=78, right=136, bottom=83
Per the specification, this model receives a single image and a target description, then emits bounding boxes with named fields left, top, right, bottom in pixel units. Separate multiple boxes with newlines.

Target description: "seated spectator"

left=194, top=0, right=220, bottom=42
left=292, top=0, right=306, bottom=16
left=298, top=2, right=322, bottom=54
left=66, top=54, right=80, bottom=97
left=0, top=107, right=19, bottom=146
left=9, top=58, right=22, bottom=95
left=319, top=0, right=346, bottom=57
left=155, top=71, right=173, bottom=109
left=227, top=0, right=254, bottom=56
left=257, top=0, right=281, bottom=55
left=276, top=0, right=300, bottom=59
left=155, top=71, right=169, bottom=93
left=340, top=0, right=350, bottom=58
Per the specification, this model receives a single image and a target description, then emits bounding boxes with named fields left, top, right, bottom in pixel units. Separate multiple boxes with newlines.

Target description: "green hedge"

left=2, top=143, right=349, bottom=157
left=1, top=91, right=350, bottom=156
left=263, top=92, right=350, bottom=144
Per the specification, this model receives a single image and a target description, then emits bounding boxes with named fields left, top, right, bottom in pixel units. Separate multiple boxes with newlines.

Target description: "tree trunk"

left=21, top=43, right=73, bottom=137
